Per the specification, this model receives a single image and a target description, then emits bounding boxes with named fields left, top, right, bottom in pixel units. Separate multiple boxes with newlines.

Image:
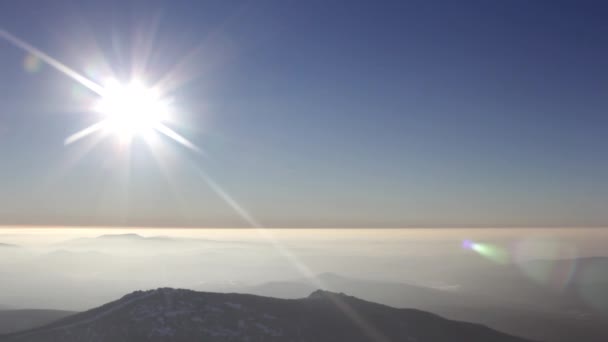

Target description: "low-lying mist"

left=0, top=228, right=606, bottom=312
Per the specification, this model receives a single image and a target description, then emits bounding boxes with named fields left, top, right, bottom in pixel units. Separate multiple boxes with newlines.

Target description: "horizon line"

left=0, top=224, right=606, bottom=229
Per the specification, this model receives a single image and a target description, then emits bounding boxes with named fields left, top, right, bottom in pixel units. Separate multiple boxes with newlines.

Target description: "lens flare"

left=23, top=53, right=42, bottom=73
left=513, top=238, right=578, bottom=291
left=462, top=239, right=509, bottom=264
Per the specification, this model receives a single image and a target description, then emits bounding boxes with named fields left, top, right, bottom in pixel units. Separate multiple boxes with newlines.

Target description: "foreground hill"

left=1, top=288, right=532, bottom=342
left=0, top=310, right=75, bottom=334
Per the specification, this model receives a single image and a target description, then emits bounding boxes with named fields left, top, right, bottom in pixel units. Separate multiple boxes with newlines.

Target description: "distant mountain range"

left=240, top=272, right=473, bottom=308
left=52, top=233, right=236, bottom=254
left=230, top=272, right=608, bottom=342
left=56, top=233, right=176, bottom=247
left=0, top=288, right=531, bottom=342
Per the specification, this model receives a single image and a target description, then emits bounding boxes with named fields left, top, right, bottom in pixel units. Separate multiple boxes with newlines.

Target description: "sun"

left=64, top=77, right=200, bottom=153
left=95, top=79, right=170, bottom=141
left=0, top=27, right=201, bottom=152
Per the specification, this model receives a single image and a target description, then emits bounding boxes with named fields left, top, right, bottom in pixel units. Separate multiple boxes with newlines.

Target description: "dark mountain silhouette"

left=0, top=288, right=532, bottom=342
left=0, top=310, right=75, bottom=334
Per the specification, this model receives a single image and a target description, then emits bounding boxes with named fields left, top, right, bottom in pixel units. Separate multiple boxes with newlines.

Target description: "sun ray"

left=144, top=140, right=195, bottom=224
left=64, top=120, right=109, bottom=145
left=0, top=29, right=106, bottom=96
left=130, top=11, right=163, bottom=80
left=193, top=166, right=319, bottom=282
left=154, top=123, right=203, bottom=155
left=150, top=2, right=251, bottom=95
left=192, top=166, right=390, bottom=342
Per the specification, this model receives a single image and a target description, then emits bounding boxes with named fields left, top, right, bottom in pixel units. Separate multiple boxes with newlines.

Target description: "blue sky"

left=1, top=0, right=608, bottom=227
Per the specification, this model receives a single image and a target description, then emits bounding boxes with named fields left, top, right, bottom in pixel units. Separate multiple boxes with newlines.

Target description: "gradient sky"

left=1, top=0, right=608, bottom=228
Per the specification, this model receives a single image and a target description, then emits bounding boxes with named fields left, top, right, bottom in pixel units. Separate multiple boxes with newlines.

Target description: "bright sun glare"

left=0, top=29, right=201, bottom=153
left=96, top=79, right=169, bottom=141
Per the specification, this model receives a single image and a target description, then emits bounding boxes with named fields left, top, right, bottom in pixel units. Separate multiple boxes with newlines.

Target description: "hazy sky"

left=1, top=0, right=608, bottom=228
